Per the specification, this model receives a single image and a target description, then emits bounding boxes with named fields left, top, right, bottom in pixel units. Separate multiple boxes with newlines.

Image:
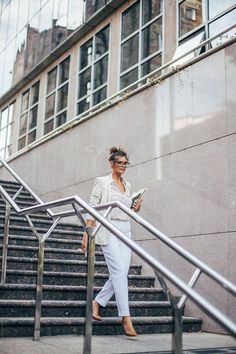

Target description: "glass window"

left=80, top=39, right=93, bottom=70
left=85, top=0, right=106, bottom=20
left=95, top=25, right=109, bottom=59
left=122, top=1, right=140, bottom=39
left=0, top=5, right=10, bottom=49
left=18, top=81, right=40, bottom=150
left=38, top=0, right=53, bottom=62
left=94, top=55, right=108, bottom=89
left=142, top=0, right=162, bottom=24
left=142, top=53, right=162, bottom=76
left=77, top=25, right=109, bottom=114
left=58, top=57, right=70, bottom=85
left=44, top=56, right=70, bottom=134
left=52, top=0, right=68, bottom=49
left=121, top=34, right=139, bottom=72
left=17, top=0, right=29, bottom=32
left=67, top=0, right=84, bottom=31
left=120, top=68, right=138, bottom=89
left=142, top=18, right=162, bottom=59
left=0, top=102, right=15, bottom=159
left=209, top=8, right=236, bottom=47
left=28, top=0, right=40, bottom=21
left=209, top=0, right=236, bottom=19
left=24, top=12, right=40, bottom=73
left=120, top=1, right=163, bottom=89
left=47, top=67, right=57, bottom=94
left=2, top=40, right=15, bottom=93
left=8, top=0, right=19, bottom=42
left=13, top=28, right=27, bottom=85
left=179, top=0, right=204, bottom=37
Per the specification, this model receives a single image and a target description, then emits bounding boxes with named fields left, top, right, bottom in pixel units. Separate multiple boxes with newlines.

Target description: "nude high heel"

left=122, top=316, right=137, bottom=337
left=92, top=300, right=101, bottom=321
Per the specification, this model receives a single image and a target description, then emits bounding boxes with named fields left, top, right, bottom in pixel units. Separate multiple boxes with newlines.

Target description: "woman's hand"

left=132, top=198, right=143, bottom=212
left=81, top=232, right=88, bottom=254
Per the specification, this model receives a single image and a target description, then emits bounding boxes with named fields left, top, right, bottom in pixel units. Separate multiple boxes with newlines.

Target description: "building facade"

left=0, top=0, right=236, bottom=333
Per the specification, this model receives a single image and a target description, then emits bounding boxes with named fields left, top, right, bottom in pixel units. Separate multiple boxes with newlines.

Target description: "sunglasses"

left=114, top=161, right=130, bottom=167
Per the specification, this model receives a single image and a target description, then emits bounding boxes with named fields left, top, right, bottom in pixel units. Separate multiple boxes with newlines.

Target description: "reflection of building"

left=0, top=0, right=236, bottom=337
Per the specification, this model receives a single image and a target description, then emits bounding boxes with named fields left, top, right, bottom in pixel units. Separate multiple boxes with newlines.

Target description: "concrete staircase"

left=0, top=180, right=202, bottom=337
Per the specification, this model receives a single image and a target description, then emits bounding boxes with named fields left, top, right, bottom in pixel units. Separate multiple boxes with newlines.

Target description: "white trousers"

left=95, top=220, right=131, bottom=317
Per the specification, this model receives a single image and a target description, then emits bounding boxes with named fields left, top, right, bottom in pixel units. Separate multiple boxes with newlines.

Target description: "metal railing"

left=0, top=158, right=236, bottom=354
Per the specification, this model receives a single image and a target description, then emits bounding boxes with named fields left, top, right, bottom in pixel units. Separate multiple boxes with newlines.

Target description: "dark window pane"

left=47, top=67, right=57, bottom=94
left=209, top=0, right=236, bottom=19
left=31, top=81, right=40, bottom=105
left=142, top=18, right=162, bottom=59
left=19, top=113, right=27, bottom=135
left=85, top=0, right=106, bottom=20
left=179, top=0, right=204, bottom=37
left=56, top=111, right=67, bottom=128
left=57, top=83, right=68, bottom=112
left=28, top=129, right=36, bottom=144
left=142, top=0, right=162, bottom=24
left=78, top=68, right=91, bottom=98
left=93, top=86, right=107, bottom=106
left=29, top=106, right=38, bottom=130
left=18, top=136, right=26, bottom=150
left=142, top=54, right=162, bottom=76
left=94, top=55, right=108, bottom=89
left=21, top=90, right=29, bottom=112
left=59, top=57, right=70, bottom=85
left=121, top=34, right=139, bottom=72
left=120, top=68, right=138, bottom=89
left=77, top=98, right=90, bottom=115
left=80, top=39, right=93, bottom=70
left=44, top=119, right=54, bottom=134
left=95, top=25, right=109, bottom=59
left=45, top=93, right=55, bottom=119
left=122, top=1, right=140, bottom=39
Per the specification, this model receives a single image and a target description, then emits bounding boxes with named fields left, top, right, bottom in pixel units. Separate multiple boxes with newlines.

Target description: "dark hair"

left=109, top=146, right=129, bottom=162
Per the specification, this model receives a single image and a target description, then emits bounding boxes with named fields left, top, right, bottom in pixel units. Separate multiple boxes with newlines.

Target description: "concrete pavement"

left=0, top=333, right=236, bottom=354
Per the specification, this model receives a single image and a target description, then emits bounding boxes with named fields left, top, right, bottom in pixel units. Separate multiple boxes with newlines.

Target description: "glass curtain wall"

left=0, top=0, right=105, bottom=99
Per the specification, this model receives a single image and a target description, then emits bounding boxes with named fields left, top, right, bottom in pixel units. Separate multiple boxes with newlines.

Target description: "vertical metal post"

left=1, top=203, right=11, bottom=284
left=171, top=302, right=183, bottom=354
left=34, top=240, right=45, bottom=341
left=83, top=227, right=96, bottom=354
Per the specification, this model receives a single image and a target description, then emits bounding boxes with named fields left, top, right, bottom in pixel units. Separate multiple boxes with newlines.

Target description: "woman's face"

left=110, top=156, right=129, bottom=175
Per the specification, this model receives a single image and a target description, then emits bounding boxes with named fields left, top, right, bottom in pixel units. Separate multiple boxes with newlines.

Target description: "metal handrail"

left=0, top=159, right=236, bottom=354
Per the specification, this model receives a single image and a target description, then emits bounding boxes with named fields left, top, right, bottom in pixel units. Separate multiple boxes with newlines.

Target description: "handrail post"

left=83, top=227, right=96, bottom=354
left=34, top=239, right=45, bottom=340
left=172, top=300, right=183, bottom=354
left=1, top=202, right=11, bottom=284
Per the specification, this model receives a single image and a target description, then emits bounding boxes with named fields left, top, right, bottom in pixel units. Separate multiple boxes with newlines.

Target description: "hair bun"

left=110, top=146, right=120, bottom=154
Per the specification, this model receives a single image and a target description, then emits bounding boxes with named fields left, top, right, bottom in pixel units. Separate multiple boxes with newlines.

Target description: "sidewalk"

left=0, top=333, right=235, bottom=354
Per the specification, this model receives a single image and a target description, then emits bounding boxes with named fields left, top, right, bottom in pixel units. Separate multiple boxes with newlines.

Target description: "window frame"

left=18, top=80, right=40, bottom=151
left=44, top=55, right=70, bottom=135
left=76, top=23, right=110, bottom=116
left=119, top=0, right=163, bottom=90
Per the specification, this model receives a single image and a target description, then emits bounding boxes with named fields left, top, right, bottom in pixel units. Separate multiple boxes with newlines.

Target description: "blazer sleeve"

left=87, top=177, right=103, bottom=221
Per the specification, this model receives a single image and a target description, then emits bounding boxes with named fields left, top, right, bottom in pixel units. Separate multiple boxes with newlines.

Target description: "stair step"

left=1, top=256, right=141, bottom=274
left=0, top=316, right=202, bottom=337
left=0, top=300, right=173, bottom=318
left=0, top=284, right=167, bottom=301
left=4, top=269, right=154, bottom=287
left=0, top=244, right=105, bottom=261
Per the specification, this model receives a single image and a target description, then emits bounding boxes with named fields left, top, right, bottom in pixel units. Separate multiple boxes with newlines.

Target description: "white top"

left=110, top=181, right=132, bottom=221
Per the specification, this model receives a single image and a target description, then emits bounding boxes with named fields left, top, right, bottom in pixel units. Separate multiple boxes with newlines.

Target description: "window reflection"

left=24, top=12, right=40, bottom=73
left=209, top=0, right=236, bottom=19
left=38, top=0, right=53, bottom=62
left=94, top=55, right=108, bottom=89
left=122, top=1, right=140, bottom=40
left=95, top=25, right=109, bottom=59
left=93, top=86, right=106, bottom=106
left=28, top=0, right=41, bottom=22
left=0, top=53, right=4, bottom=96
left=79, top=68, right=91, bottom=98
left=179, top=0, right=204, bottom=37
left=0, top=5, right=10, bottom=51
left=80, top=39, right=93, bottom=70
left=121, top=34, right=139, bottom=72
left=52, top=0, right=68, bottom=50
left=142, top=0, right=162, bottom=25
left=31, top=81, right=40, bottom=106
left=56, top=111, right=67, bottom=127
left=120, top=68, right=138, bottom=89
left=142, top=53, right=162, bottom=76
left=45, top=93, right=55, bottom=119
left=57, top=83, right=68, bottom=112
left=17, top=0, right=29, bottom=32
left=3, top=41, right=15, bottom=93
left=85, top=0, right=106, bottom=20
left=21, top=90, right=29, bottom=113
left=47, top=67, right=57, bottom=94
left=19, top=113, right=27, bottom=135
left=209, top=8, right=236, bottom=47
left=58, top=57, right=70, bottom=85
left=13, top=28, right=27, bottom=85
left=142, top=18, right=162, bottom=59
left=67, top=0, right=84, bottom=30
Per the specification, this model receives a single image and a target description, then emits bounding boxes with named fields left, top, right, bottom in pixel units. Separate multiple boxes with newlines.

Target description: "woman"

left=81, top=146, right=143, bottom=337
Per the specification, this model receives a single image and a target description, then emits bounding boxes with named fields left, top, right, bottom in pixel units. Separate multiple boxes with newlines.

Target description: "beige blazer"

left=88, top=174, right=131, bottom=245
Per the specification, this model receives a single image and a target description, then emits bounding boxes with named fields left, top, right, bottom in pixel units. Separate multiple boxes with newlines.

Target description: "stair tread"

left=0, top=244, right=98, bottom=254
left=0, top=234, right=82, bottom=244
left=0, top=223, right=82, bottom=235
